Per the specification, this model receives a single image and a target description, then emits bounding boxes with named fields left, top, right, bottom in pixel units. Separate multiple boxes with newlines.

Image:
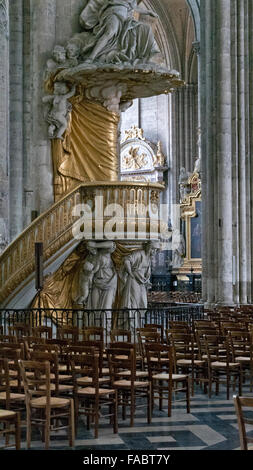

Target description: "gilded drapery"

left=52, top=98, right=120, bottom=201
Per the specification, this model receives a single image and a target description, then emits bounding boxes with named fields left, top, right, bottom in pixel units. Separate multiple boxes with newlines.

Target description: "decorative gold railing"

left=0, top=182, right=164, bottom=305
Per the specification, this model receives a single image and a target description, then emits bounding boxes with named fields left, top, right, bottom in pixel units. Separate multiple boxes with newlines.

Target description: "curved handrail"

left=0, top=182, right=164, bottom=304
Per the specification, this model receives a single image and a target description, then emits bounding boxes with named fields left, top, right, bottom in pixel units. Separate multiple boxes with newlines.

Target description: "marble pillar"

left=200, top=0, right=253, bottom=305
left=0, top=0, right=9, bottom=252
left=9, top=0, right=23, bottom=241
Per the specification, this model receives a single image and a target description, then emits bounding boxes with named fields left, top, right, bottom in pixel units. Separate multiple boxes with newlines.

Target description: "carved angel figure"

left=42, top=82, right=76, bottom=140
left=78, top=0, right=159, bottom=64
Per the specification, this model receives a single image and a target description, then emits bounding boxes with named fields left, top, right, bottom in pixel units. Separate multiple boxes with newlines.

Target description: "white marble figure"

left=119, top=242, right=156, bottom=310
left=90, top=242, right=117, bottom=310
left=75, top=247, right=98, bottom=305
left=79, top=0, right=159, bottom=64
left=42, top=82, right=76, bottom=140
left=172, top=233, right=185, bottom=269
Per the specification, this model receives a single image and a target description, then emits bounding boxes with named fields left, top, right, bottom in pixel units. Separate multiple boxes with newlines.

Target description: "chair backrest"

left=70, top=351, right=99, bottom=394
left=57, top=326, right=79, bottom=343
left=204, top=334, right=229, bottom=363
left=30, top=350, right=59, bottom=394
left=0, top=341, right=25, bottom=359
left=83, top=327, right=104, bottom=345
left=110, top=329, right=132, bottom=343
left=0, top=334, right=17, bottom=343
left=228, top=331, right=251, bottom=360
left=12, top=323, right=31, bottom=339
left=144, top=324, right=164, bottom=342
left=170, top=332, right=194, bottom=368
left=107, top=347, right=136, bottom=384
left=145, top=343, right=173, bottom=377
left=32, top=326, right=53, bottom=340
left=0, top=358, right=11, bottom=408
left=234, top=395, right=253, bottom=450
left=19, top=360, right=51, bottom=409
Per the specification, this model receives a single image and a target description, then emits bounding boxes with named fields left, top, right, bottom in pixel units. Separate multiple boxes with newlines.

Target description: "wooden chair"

left=110, top=329, right=132, bottom=343
left=83, top=327, right=104, bottom=345
left=234, top=395, right=253, bottom=450
left=0, top=335, right=17, bottom=343
left=20, top=336, right=46, bottom=359
left=137, top=329, right=161, bottom=370
left=19, top=359, right=75, bottom=449
left=107, top=346, right=151, bottom=427
left=29, top=350, right=74, bottom=395
left=57, top=326, right=79, bottom=343
left=0, top=358, right=25, bottom=411
left=1, top=349, right=24, bottom=394
left=170, top=332, right=206, bottom=396
left=229, top=331, right=253, bottom=392
left=145, top=343, right=190, bottom=417
left=144, top=324, right=164, bottom=342
left=0, top=410, right=21, bottom=450
left=108, top=342, right=148, bottom=380
left=204, top=335, right=242, bottom=400
left=32, top=326, right=53, bottom=340
left=71, top=352, right=117, bottom=438
left=10, top=323, right=31, bottom=339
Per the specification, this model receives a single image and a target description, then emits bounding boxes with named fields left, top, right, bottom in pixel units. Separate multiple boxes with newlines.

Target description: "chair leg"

left=226, top=372, right=230, bottom=401
left=130, top=390, right=135, bottom=427
left=44, top=409, right=50, bottom=450
left=147, top=385, right=151, bottom=424
left=26, top=409, right=31, bottom=449
left=113, top=392, right=118, bottom=434
left=168, top=382, right=172, bottom=418
left=94, top=404, right=99, bottom=439
left=69, top=399, right=75, bottom=448
left=15, top=412, right=21, bottom=451
left=186, top=378, right=190, bottom=414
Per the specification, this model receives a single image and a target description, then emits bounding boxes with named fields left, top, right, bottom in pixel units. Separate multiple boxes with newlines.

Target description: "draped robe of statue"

left=119, top=249, right=151, bottom=310
left=90, top=251, right=117, bottom=310
left=79, top=0, right=159, bottom=64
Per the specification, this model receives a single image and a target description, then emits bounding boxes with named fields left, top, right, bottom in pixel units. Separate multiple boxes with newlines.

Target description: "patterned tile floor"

left=2, top=383, right=253, bottom=451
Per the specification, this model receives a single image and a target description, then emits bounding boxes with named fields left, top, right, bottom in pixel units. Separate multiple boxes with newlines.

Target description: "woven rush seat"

left=113, top=380, right=149, bottom=387
left=76, top=376, right=110, bottom=385
left=39, top=383, right=74, bottom=392
left=30, top=396, right=71, bottom=408
left=0, top=392, right=25, bottom=401
left=211, top=361, right=240, bottom=368
left=152, top=372, right=188, bottom=381
left=177, top=359, right=205, bottom=365
left=235, top=356, right=250, bottom=362
left=116, top=370, right=149, bottom=378
left=77, top=387, right=116, bottom=396
left=41, top=373, right=72, bottom=381
left=0, top=409, right=17, bottom=418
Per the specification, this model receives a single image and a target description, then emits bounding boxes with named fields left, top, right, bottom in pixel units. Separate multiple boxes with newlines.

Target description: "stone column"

left=9, top=0, right=24, bottom=240
left=0, top=0, right=9, bottom=251
left=200, top=0, right=253, bottom=306
left=171, top=84, right=198, bottom=203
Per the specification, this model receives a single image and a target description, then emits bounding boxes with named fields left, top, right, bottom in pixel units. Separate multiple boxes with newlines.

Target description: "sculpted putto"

left=42, top=82, right=76, bottom=139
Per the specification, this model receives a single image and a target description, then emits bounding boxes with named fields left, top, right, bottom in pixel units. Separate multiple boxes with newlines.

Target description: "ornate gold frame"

left=178, top=172, right=202, bottom=274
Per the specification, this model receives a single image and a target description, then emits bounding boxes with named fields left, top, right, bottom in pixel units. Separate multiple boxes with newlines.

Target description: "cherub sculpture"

left=42, top=82, right=76, bottom=140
